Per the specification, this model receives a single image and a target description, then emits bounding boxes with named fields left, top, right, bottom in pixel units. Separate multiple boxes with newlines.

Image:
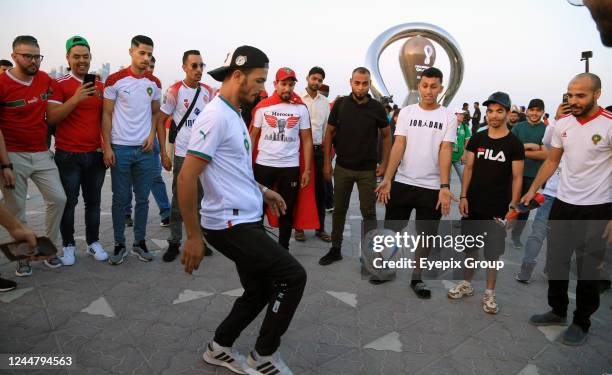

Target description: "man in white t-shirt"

left=523, top=73, right=611, bottom=346
left=250, top=67, right=313, bottom=250
left=375, top=67, right=457, bottom=297
left=178, top=45, right=306, bottom=375
left=156, top=50, right=213, bottom=262
left=102, top=35, right=161, bottom=265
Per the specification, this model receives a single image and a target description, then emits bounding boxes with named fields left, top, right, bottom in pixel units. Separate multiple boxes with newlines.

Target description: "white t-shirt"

left=393, top=104, right=457, bottom=190
left=160, top=81, right=213, bottom=157
left=187, top=95, right=263, bottom=230
left=252, top=102, right=311, bottom=167
left=551, top=108, right=612, bottom=205
left=104, top=68, right=161, bottom=146
left=541, top=118, right=560, bottom=197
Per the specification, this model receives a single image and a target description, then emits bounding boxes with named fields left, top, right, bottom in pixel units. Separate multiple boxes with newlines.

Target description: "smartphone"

left=562, top=93, right=568, bottom=104
left=0, top=236, right=57, bottom=262
left=83, top=73, right=96, bottom=95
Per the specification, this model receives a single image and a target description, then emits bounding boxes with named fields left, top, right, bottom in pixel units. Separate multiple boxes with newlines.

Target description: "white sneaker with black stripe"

left=202, top=341, right=247, bottom=374
left=245, top=350, right=294, bottom=375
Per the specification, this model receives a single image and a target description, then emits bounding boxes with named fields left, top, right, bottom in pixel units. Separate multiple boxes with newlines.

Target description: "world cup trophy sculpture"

left=365, top=22, right=464, bottom=107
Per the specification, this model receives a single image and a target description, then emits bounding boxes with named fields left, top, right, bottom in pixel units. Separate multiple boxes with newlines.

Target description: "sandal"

left=294, top=230, right=306, bottom=242
left=315, top=231, right=331, bottom=242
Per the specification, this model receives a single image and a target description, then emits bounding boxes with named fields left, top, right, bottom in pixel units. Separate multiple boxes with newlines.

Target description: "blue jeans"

left=452, top=161, right=464, bottom=180
left=125, top=139, right=170, bottom=220
left=522, top=193, right=555, bottom=265
left=111, top=144, right=154, bottom=245
left=55, top=150, right=106, bottom=246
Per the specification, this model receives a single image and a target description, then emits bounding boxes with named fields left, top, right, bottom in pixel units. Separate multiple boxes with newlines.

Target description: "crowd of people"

left=0, top=31, right=610, bottom=374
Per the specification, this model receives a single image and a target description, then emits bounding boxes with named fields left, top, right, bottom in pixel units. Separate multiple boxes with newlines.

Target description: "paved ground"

left=0, top=170, right=610, bottom=375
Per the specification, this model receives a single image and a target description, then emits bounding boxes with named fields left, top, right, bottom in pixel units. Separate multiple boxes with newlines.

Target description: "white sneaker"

left=202, top=341, right=247, bottom=374
left=245, top=350, right=294, bottom=375
left=447, top=280, right=474, bottom=299
left=87, top=242, right=109, bottom=261
left=60, top=245, right=76, bottom=266
left=482, top=291, right=499, bottom=314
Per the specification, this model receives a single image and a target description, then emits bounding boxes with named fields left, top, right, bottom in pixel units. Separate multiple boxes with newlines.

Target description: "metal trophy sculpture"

left=365, top=22, right=464, bottom=107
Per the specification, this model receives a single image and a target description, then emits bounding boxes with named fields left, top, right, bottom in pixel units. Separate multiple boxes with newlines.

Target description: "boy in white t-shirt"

left=375, top=67, right=457, bottom=298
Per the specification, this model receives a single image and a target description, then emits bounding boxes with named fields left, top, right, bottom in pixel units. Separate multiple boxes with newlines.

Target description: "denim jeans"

left=125, top=139, right=170, bottom=220
left=522, top=193, right=555, bottom=265
left=111, top=144, right=154, bottom=245
left=452, top=161, right=464, bottom=181
left=55, top=150, right=106, bottom=246
left=168, top=155, right=203, bottom=245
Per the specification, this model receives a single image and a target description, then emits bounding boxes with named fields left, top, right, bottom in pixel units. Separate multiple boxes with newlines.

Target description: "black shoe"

left=562, top=324, right=588, bottom=346
left=205, top=246, right=213, bottom=257
left=0, top=276, right=17, bottom=292
left=529, top=310, right=568, bottom=326
left=160, top=217, right=170, bottom=227
left=125, top=215, right=133, bottom=227
left=163, top=243, right=180, bottom=262
left=411, top=280, right=431, bottom=299
left=319, top=247, right=342, bottom=266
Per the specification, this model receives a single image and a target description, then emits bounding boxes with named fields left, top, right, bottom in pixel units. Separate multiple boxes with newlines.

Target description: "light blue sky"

left=2, top=0, right=611, bottom=111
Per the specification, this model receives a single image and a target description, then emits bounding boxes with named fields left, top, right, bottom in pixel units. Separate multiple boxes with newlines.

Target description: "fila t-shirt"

left=252, top=102, right=311, bottom=167
left=0, top=70, right=51, bottom=152
left=187, top=95, right=263, bottom=230
left=466, top=129, right=525, bottom=217
left=49, top=73, right=104, bottom=152
left=103, top=67, right=161, bottom=146
left=160, top=81, right=213, bottom=157
left=394, top=104, right=457, bottom=190
left=551, top=108, right=612, bottom=205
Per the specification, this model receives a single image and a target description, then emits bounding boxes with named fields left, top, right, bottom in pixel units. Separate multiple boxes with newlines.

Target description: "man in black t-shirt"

left=319, top=67, right=391, bottom=266
left=449, top=92, right=525, bottom=315
left=471, top=102, right=481, bottom=134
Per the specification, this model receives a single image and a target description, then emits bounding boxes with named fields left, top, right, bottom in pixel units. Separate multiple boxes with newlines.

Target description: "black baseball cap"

left=208, top=45, right=269, bottom=82
left=528, top=98, right=545, bottom=111
left=483, top=92, right=511, bottom=110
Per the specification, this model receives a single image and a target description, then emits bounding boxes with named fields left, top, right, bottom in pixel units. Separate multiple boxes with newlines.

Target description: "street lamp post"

left=580, top=51, right=592, bottom=73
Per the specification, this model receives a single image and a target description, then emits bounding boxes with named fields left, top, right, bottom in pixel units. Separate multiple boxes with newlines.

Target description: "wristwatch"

left=440, top=183, right=450, bottom=189
left=1, top=163, right=13, bottom=170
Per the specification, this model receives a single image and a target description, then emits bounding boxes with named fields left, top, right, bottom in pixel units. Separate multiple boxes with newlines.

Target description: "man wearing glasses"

left=0, top=35, right=67, bottom=277
left=156, top=50, right=214, bottom=262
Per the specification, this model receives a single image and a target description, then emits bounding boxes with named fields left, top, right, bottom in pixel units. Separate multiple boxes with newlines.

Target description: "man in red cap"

left=250, top=67, right=314, bottom=250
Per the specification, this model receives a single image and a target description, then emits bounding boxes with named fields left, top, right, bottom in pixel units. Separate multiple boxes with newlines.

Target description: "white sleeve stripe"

left=48, top=100, right=63, bottom=104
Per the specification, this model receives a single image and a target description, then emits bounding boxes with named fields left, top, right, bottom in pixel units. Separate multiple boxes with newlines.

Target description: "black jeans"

left=203, top=221, right=307, bottom=356
left=547, top=198, right=611, bottom=331
left=313, top=146, right=326, bottom=232
left=384, top=181, right=441, bottom=280
left=254, top=164, right=300, bottom=249
left=55, top=149, right=106, bottom=246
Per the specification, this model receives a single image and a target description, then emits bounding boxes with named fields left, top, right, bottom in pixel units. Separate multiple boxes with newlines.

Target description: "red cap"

left=275, top=67, right=297, bottom=82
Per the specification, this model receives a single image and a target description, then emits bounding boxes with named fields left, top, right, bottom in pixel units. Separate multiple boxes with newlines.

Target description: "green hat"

left=65, top=36, right=89, bottom=53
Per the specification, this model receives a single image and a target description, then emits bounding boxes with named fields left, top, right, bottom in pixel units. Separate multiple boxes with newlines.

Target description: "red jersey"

left=49, top=73, right=104, bottom=152
left=0, top=70, right=51, bottom=152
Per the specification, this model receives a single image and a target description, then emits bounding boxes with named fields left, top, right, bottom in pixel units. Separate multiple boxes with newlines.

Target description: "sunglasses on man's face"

left=190, top=63, right=205, bottom=69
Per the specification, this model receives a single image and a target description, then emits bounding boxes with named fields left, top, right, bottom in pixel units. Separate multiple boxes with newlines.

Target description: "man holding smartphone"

left=46, top=36, right=108, bottom=266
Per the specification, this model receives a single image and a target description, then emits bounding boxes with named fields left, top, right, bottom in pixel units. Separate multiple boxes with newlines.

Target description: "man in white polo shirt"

left=295, top=66, right=331, bottom=243
left=523, top=73, right=611, bottom=346
left=178, top=46, right=306, bottom=375
left=156, top=49, right=214, bottom=262
left=375, top=67, right=457, bottom=297
left=102, top=35, right=161, bottom=265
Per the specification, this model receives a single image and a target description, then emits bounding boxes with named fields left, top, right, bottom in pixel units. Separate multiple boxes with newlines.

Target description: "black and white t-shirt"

left=465, top=129, right=525, bottom=217
left=394, top=104, right=457, bottom=190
